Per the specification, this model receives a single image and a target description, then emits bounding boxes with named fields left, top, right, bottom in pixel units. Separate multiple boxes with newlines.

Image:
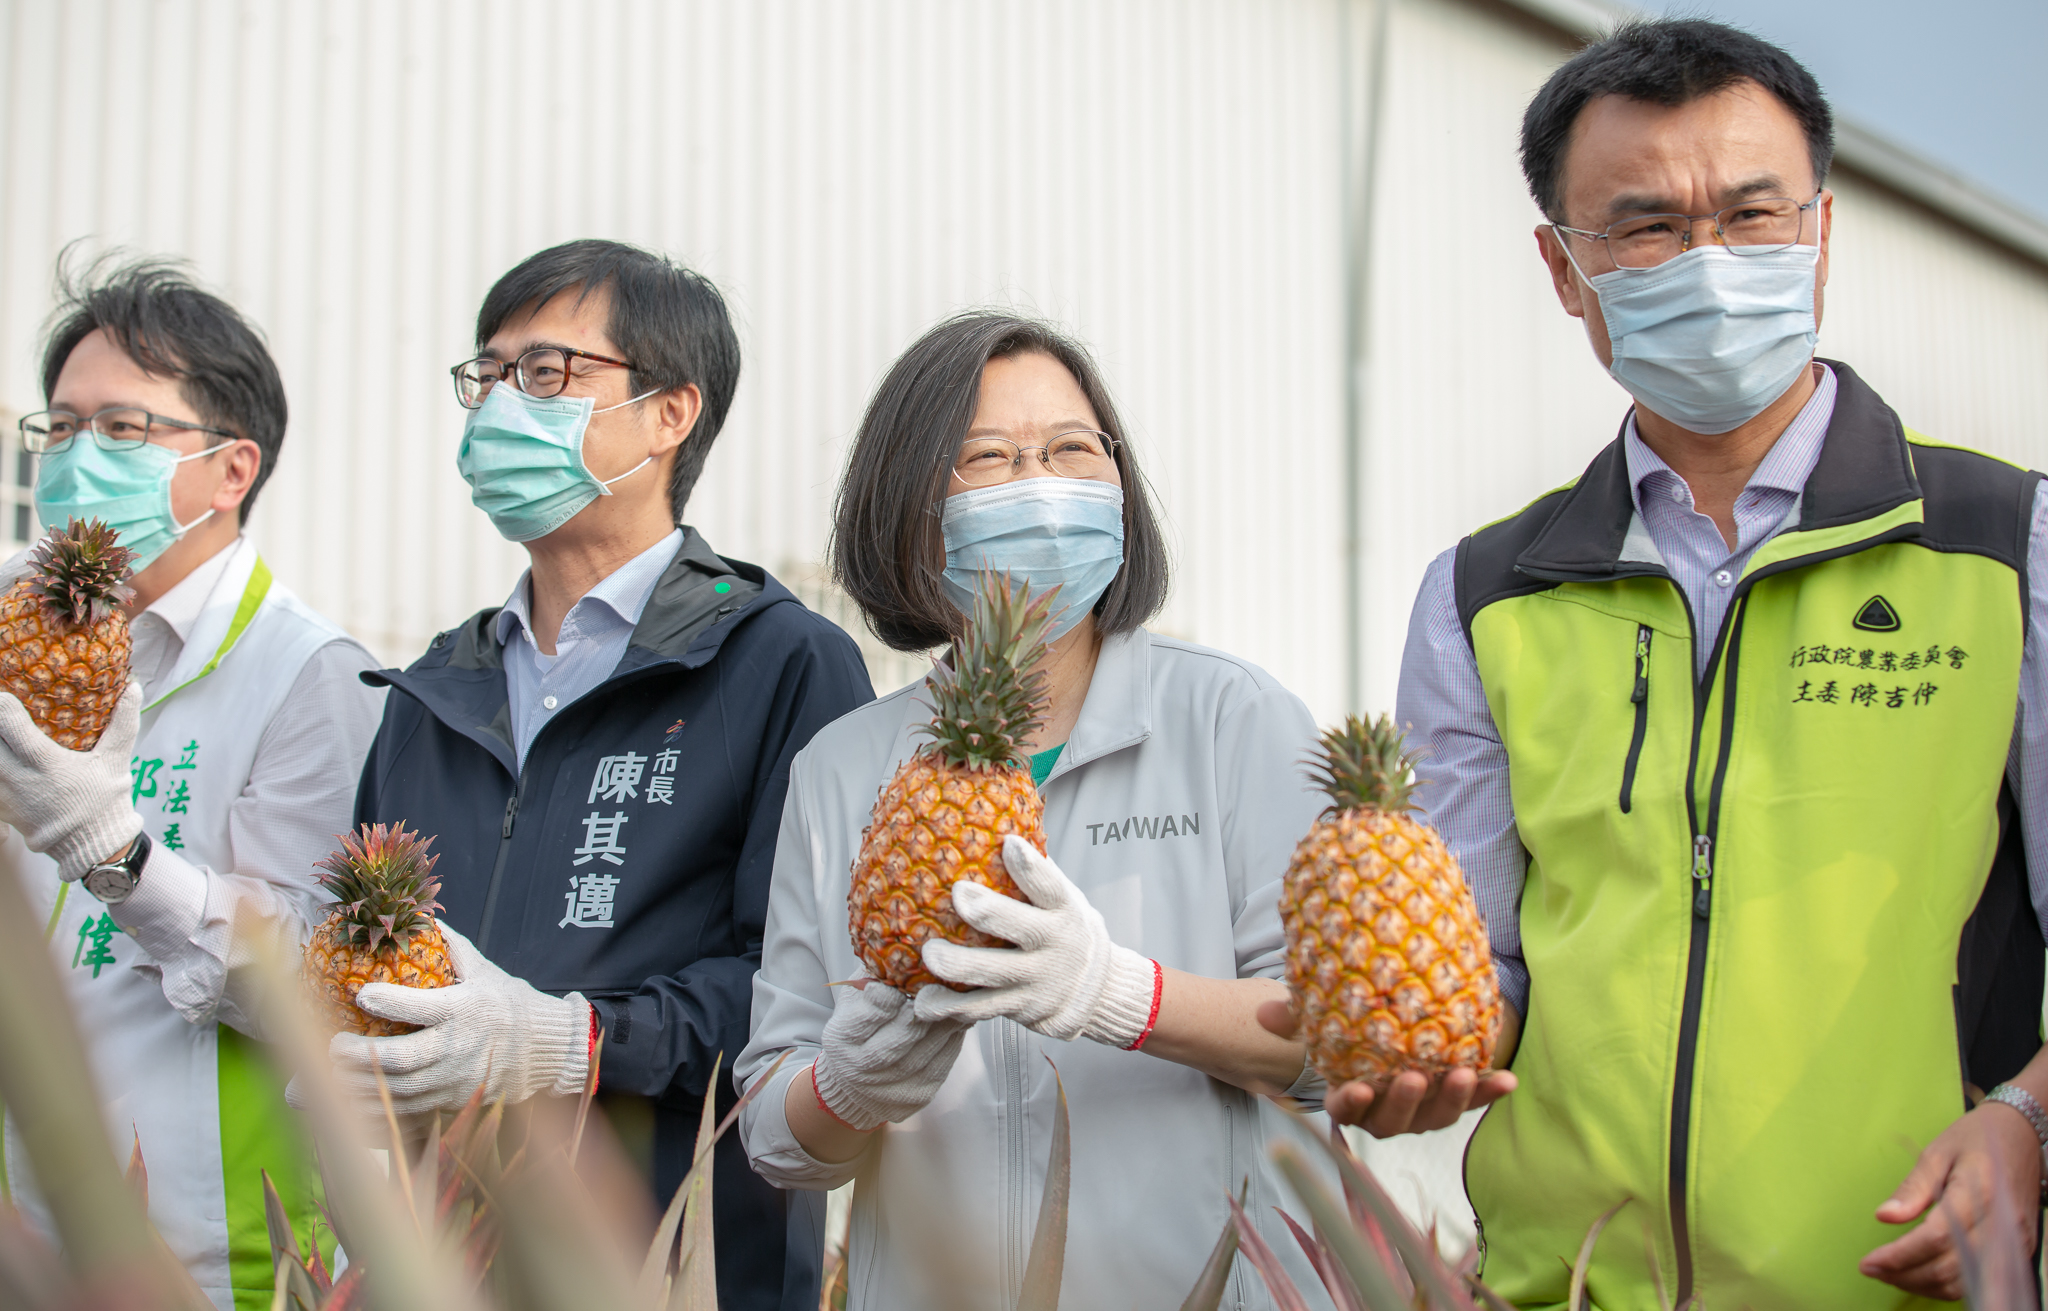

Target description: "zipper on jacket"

left=475, top=777, right=527, bottom=955
left=1619, top=624, right=1653, bottom=813
left=1667, top=594, right=1749, bottom=1307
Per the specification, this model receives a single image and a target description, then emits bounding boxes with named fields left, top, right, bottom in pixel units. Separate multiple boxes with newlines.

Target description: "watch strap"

left=1984, top=1082, right=2048, bottom=1202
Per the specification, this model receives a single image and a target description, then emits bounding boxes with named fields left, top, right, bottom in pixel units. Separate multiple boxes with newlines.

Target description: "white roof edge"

left=1492, top=0, right=2048, bottom=269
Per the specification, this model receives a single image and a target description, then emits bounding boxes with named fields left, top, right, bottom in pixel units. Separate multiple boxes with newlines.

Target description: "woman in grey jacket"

left=737, top=313, right=1334, bottom=1310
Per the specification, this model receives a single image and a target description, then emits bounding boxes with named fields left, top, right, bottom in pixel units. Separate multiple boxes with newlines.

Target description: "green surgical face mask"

left=456, top=383, right=657, bottom=542
left=34, top=434, right=220, bottom=570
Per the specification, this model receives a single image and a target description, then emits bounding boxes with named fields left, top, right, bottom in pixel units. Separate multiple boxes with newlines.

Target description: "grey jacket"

left=738, top=629, right=1336, bottom=1311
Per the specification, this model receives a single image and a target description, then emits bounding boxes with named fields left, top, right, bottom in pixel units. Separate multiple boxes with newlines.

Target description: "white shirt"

left=494, top=528, right=680, bottom=767
left=111, top=536, right=385, bottom=1032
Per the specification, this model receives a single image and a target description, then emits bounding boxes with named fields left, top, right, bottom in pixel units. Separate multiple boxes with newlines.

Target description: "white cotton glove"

left=810, top=974, right=973, bottom=1132
left=327, top=922, right=591, bottom=1115
left=0, top=684, right=145, bottom=880
left=915, top=835, right=1159, bottom=1048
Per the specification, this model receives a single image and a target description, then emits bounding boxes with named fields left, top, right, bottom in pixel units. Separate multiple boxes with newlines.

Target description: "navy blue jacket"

left=354, top=529, right=873, bottom=1311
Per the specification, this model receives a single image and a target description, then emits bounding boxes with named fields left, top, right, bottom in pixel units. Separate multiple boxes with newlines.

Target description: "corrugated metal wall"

left=0, top=0, right=2043, bottom=724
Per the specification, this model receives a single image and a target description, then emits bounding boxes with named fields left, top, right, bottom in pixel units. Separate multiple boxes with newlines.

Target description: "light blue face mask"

left=34, top=435, right=221, bottom=570
left=1580, top=243, right=1820, bottom=435
left=457, top=382, right=659, bottom=542
left=940, top=479, right=1125, bottom=642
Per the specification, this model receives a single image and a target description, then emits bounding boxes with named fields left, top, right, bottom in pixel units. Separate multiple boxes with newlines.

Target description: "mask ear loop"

left=163, top=437, right=238, bottom=543
left=589, top=389, right=663, bottom=495
left=1553, top=225, right=1604, bottom=297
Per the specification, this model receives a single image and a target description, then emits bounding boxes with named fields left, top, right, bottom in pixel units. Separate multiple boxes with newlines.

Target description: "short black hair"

left=41, top=248, right=288, bottom=523
left=1521, top=18, right=1834, bottom=223
left=831, top=311, right=1171, bottom=653
left=476, top=239, right=741, bottom=523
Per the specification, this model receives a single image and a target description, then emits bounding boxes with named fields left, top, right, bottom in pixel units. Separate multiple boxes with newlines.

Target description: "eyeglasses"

left=450, top=347, right=637, bottom=409
left=1552, top=191, right=1824, bottom=270
left=952, top=430, right=1121, bottom=487
left=17, top=407, right=236, bottom=454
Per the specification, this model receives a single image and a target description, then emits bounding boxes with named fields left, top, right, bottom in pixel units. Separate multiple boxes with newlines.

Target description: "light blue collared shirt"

left=495, top=528, right=682, bottom=767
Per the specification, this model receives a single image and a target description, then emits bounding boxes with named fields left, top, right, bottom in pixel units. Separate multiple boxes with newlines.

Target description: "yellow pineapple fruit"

left=0, top=519, right=135, bottom=749
left=1282, top=715, right=1501, bottom=1087
left=849, top=574, right=1056, bottom=993
left=305, top=823, right=457, bottom=1037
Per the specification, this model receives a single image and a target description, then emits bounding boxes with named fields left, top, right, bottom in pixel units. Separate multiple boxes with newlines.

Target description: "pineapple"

left=305, top=823, right=457, bottom=1037
left=1282, top=715, right=1501, bottom=1088
left=849, top=574, right=1056, bottom=993
left=0, top=519, right=135, bottom=749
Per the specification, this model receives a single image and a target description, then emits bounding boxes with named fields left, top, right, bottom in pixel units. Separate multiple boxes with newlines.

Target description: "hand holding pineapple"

left=327, top=920, right=594, bottom=1115
left=0, top=520, right=148, bottom=880
left=1270, top=714, right=1518, bottom=1136
left=305, top=823, right=592, bottom=1115
left=809, top=974, right=974, bottom=1131
left=915, top=834, right=1160, bottom=1048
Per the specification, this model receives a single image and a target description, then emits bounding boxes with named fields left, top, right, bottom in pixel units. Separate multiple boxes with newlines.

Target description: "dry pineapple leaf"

left=1225, top=1190, right=1315, bottom=1311
left=124, top=1129, right=149, bottom=1212
left=669, top=1053, right=723, bottom=1311
left=1276, top=1207, right=1366, bottom=1311
left=1283, top=1111, right=1472, bottom=1309
left=570, top=1031, right=605, bottom=1165
left=1268, top=1141, right=1418, bottom=1311
left=1566, top=1200, right=1628, bottom=1311
left=1015, top=1059, right=1071, bottom=1311
left=1952, top=1185, right=2035, bottom=1311
left=1176, top=1181, right=1248, bottom=1311
left=261, top=1170, right=305, bottom=1269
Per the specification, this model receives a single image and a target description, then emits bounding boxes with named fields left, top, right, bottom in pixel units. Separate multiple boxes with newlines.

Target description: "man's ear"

left=649, top=383, right=703, bottom=460
left=208, top=439, right=264, bottom=514
left=1537, top=225, right=1588, bottom=320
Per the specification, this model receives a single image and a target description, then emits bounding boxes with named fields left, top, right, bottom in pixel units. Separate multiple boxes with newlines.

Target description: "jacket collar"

left=1515, top=359, right=1921, bottom=581
left=364, top=527, right=781, bottom=775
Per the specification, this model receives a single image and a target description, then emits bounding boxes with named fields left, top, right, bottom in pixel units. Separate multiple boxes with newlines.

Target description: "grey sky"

left=1638, top=0, right=2048, bottom=220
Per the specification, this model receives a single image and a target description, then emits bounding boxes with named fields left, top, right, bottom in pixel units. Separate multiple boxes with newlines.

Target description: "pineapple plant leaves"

left=1566, top=1200, right=1628, bottom=1311
left=668, top=1053, right=723, bottom=1311
left=1224, top=1189, right=1315, bottom=1311
left=1175, top=1182, right=1248, bottom=1311
left=1273, top=1208, right=1365, bottom=1311
left=1014, top=1058, right=1071, bottom=1311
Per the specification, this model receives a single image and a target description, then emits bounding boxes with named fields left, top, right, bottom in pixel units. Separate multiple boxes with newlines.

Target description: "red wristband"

left=810, top=1063, right=860, bottom=1131
left=1124, top=959, right=1165, bottom=1051
left=586, top=1004, right=601, bottom=1090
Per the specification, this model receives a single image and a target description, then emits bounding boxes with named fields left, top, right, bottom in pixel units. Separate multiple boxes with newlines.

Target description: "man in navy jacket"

left=341, top=240, right=872, bottom=1311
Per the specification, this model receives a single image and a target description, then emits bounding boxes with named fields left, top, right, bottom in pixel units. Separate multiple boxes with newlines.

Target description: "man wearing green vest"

left=0, top=255, right=383, bottom=1309
left=1333, top=19, right=2048, bottom=1309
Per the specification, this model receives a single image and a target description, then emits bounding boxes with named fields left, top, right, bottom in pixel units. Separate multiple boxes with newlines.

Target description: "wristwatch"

left=1984, top=1082, right=2048, bottom=1202
left=82, top=830, right=151, bottom=905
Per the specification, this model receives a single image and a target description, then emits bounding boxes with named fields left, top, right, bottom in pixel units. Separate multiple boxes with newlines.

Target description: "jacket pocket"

left=1619, top=624, right=1652, bottom=813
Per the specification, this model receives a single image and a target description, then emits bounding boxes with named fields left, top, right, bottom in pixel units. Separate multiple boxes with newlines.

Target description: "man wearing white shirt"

left=0, top=255, right=382, bottom=1311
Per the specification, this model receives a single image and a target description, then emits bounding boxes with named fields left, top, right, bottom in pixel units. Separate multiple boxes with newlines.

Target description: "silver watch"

left=82, top=830, right=151, bottom=905
left=1984, top=1082, right=2048, bottom=1202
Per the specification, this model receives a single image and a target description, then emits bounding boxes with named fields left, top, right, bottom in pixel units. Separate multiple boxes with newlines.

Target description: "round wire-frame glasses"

left=449, top=346, right=637, bottom=409
left=953, top=430, right=1122, bottom=487
left=1552, top=191, right=1824, bottom=270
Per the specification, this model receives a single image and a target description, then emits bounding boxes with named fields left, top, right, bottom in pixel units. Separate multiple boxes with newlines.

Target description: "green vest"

left=1456, top=363, right=2041, bottom=1310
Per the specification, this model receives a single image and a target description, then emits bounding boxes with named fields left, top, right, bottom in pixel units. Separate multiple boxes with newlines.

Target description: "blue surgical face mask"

left=457, top=382, right=659, bottom=542
left=34, top=435, right=221, bottom=571
left=940, top=479, right=1125, bottom=642
left=1578, top=242, right=1820, bottom=435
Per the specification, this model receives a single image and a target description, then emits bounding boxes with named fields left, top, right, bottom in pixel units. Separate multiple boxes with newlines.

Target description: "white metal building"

left=1, top=0, right=2043, bottom=722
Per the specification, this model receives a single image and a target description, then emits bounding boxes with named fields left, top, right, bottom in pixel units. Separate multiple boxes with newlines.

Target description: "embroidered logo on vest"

left=1853, top=595, right=1902, bottom=632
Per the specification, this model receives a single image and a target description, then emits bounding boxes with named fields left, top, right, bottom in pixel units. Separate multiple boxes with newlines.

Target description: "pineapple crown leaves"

left=1308, top=713, right=1423, bottom=816
left=914, top=571, right=1056, bottom=771
left=27, top=518, right=135, bottom=626
left=313, top=822, right=444, bottom=956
